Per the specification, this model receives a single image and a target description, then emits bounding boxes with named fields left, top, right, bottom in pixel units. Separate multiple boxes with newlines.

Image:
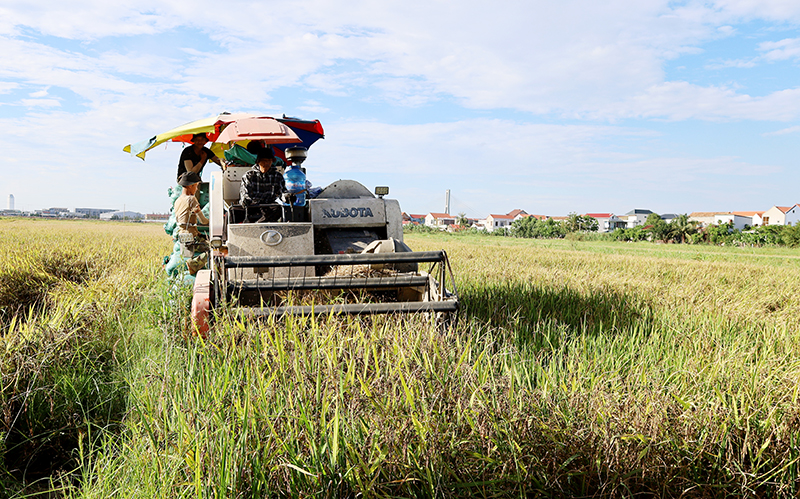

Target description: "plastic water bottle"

left=283, top=165, right=306, bottom=206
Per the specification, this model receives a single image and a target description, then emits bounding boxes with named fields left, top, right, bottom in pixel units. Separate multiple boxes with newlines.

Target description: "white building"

left=76, top=207, right=117, bottom=218
left=689, top=212, right=719, bottom=228
left=100, top=210, right=143, bottom=221
left=732, top=211, right=764, bottom=227
left=481, top=213, right=514, bottom=232
left=714, top=212, right=752, bottom=231
left=624, top=209, right=653, bottom=228
left=585, top=213, right=625, bottom=232
left=424, top=212, right=454, bottom=229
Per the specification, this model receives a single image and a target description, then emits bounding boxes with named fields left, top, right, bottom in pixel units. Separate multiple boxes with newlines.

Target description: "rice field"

left=1, top=218, right=799, bottom=497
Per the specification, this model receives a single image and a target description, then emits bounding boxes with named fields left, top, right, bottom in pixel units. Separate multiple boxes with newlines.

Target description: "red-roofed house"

left=584, top=213, right=625, bottom=232
left=402, top=213, right=425, bottom=224
left=425, top=213, right=455, bottom=228
left=522, top=214, right=548, bottom=221
left=732, top=211, right=765, bottom=227
left=762, top=205, right=800, bottom=226
left=478, top=209, right=531, bottom=232
left=480, top=213, right=515, bottom=232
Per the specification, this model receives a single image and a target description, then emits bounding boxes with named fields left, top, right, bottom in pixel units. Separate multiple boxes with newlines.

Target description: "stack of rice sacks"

left=163, top=184, right=211, bottom=286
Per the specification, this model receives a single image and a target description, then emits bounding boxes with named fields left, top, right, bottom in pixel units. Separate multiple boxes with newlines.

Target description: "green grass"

left=2, top=219, right=800, bottom=497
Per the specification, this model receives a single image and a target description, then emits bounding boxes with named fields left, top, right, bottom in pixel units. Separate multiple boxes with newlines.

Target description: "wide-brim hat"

left=178, top=171, right=202, bottom=186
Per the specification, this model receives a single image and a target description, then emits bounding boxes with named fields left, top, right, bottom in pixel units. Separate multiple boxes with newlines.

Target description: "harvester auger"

left=185, top=120, right=458, bottom=336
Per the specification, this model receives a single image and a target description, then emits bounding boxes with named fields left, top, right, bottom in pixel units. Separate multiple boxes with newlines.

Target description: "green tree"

left=510, top=217, right=566, bottom=239
left=669, top=214, right=697, bottom=244
left=539, top=218, right=567, bottom=238
left=644, top=213, right=671, bottom=242
left=708, top=221, right=735, bottom=244
left=456, top=212, right=469, bottom=227
left=781, top=224, right=800, bottom=247
left=564, top=213, right=599, bottom=233
left=613, top=226, right=647, bottom=242
left=511, top=216, right=538, bottom=238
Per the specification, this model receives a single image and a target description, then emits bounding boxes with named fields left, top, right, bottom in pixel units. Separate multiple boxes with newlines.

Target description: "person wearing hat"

left=239, top=148, right=286, bottom=223
left=177, top=133, right=225, bottom=181
left=175, top=172, right=210, bottom=259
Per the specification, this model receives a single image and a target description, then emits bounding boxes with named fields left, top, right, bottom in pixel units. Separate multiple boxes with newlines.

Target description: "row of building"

left=407, top=205, right=799, bottom=233
left=0, top=207, right=169, bottom=221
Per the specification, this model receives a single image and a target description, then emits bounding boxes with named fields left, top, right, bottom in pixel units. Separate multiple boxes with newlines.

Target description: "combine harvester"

left=126, top=114, right=458, bottom=335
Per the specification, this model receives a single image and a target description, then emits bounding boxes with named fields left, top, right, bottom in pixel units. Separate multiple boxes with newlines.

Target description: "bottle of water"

left=283, top=165, right=306, bottom=206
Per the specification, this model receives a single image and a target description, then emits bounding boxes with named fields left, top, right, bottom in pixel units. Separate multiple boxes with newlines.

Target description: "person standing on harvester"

left=177, top=133, right=225, bottom=181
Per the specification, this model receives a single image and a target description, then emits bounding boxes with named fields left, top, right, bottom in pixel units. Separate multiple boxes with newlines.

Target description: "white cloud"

left=758, top=37, right=800, bottom=61
left=0, top=81, right=18, bottom=93
left=20, top=98, right=60, bottom=107
left=707, top=0, right=800, bottom=22
left=298, top=100, right=330, bottom=114
left=1, top=1, right=184, bottom=39
left=705, top=58, right=758, bottom=68
left=763, top=125, right=800, bottom=135
left=2, top=0, right=800, bottom=121
left=608, top=81, right=800, bottom=121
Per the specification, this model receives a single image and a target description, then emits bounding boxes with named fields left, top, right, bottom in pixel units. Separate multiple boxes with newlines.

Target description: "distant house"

left=660, top=213, right=678, bottom=223
left=761, top=205, right=800, bottom=226
left=585, top=213, right=625, bottom=232
left=688, top=212, right=720, bottom=228
left=689, top=211, right=754, bottom=230
left=526, top=214, right=549, bottom=221
left=100, top=210, right=143, bottom=221
left=425, top=213, right=455, bottom=228
left=75, top=207, right=116, bottom=218
left=456, top=217, right=480, bottom=228
left=476, top=209, right=529, bottom=232
left=145, top=213, right=170, bottom=222
left=481, top=213, right=515, bottom=232
left=732, top=211, right=765, bottom=227
left=624, top=209, right=653, bottom=228
left=713, top=212, right=753, bottom=230
left=403, top=213, right=425, bottom=224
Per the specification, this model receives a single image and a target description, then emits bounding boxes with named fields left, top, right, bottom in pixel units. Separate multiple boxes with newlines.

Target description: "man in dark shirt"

left=177, top=133, right=225, bottom=181
left=240, top=148, right=285, bottom=222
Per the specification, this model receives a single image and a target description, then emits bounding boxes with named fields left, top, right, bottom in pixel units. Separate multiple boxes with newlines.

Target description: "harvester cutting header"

left=125, top=112, right=458, bottom=335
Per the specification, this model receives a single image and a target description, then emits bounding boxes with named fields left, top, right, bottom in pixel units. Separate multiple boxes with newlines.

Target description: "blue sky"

left=1, top=0, right=800, bottom=218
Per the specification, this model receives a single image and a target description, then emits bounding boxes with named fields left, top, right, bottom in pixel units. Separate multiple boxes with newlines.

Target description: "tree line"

left=405, top=212, right=800, bottom=247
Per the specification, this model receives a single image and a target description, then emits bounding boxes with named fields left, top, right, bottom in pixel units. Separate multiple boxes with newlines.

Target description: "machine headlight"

left=374, top=186, right=389, bottom=197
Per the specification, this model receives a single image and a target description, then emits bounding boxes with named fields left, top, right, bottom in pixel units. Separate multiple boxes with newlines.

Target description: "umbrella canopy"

left=123, top=113, right=325, bottom=161
left=215, top=117, right=301, bottom=144
left=123, top=112, right=248, bottom=160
